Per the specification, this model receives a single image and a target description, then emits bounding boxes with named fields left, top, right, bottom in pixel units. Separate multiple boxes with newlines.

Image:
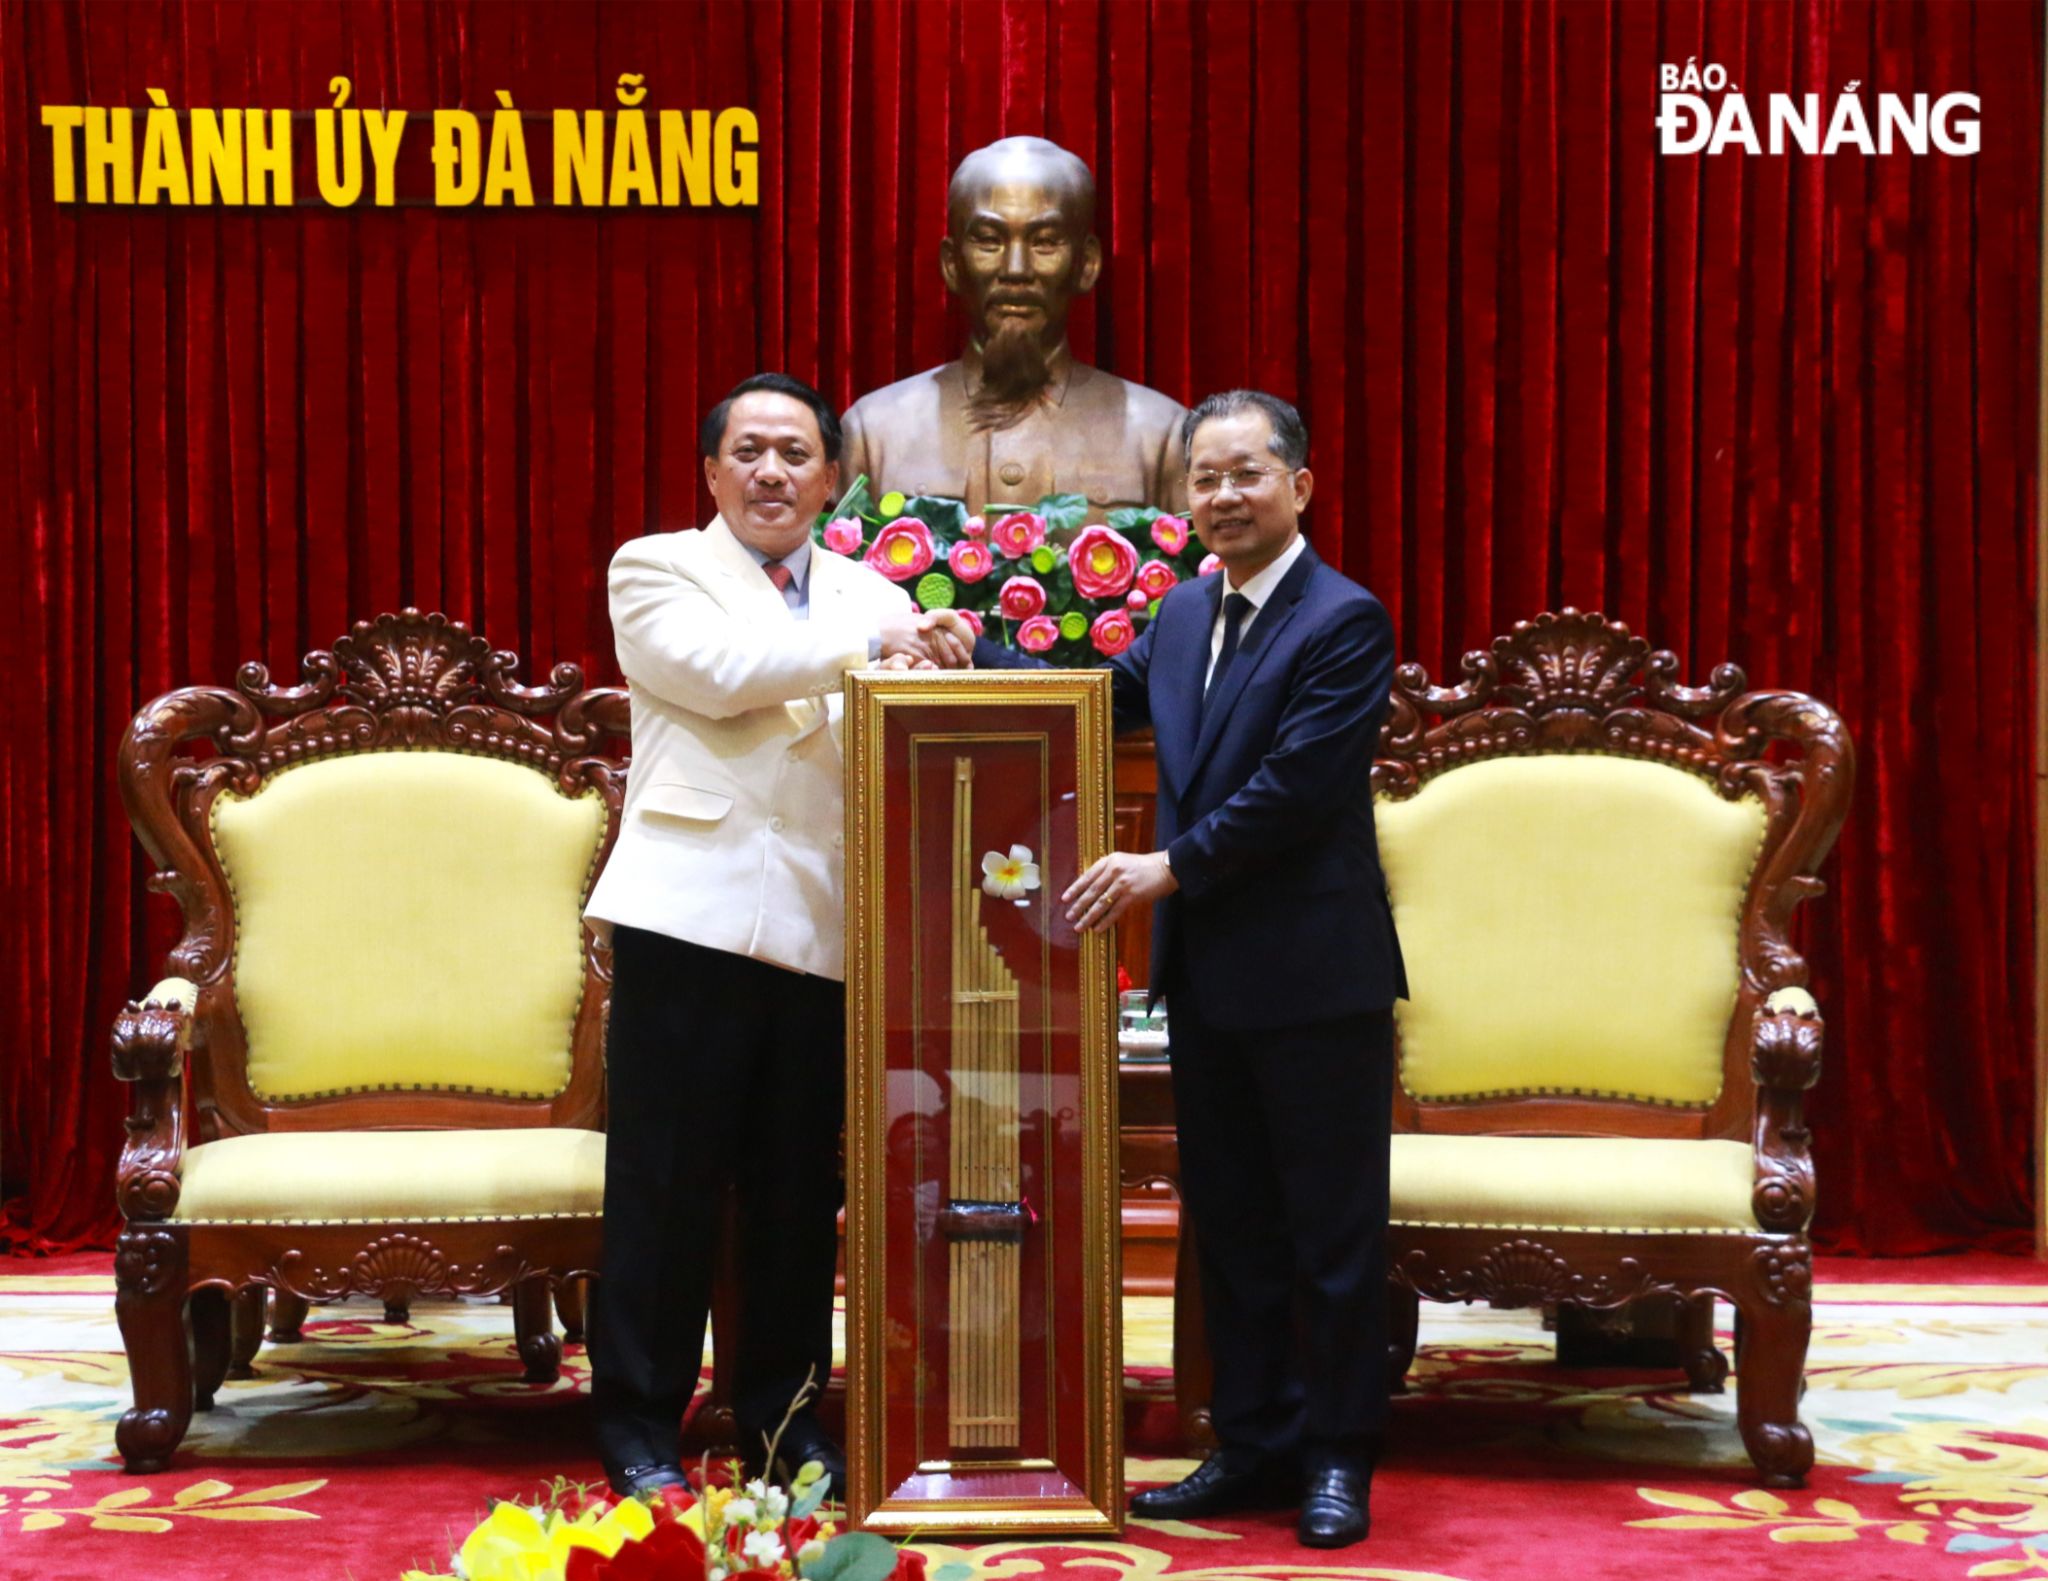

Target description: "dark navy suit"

left=979, top=541, right=1405, bottom=1465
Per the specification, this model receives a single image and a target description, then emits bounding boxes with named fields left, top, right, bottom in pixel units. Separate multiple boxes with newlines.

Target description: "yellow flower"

left=458, top=1502, right=560, bottom=1581
left=547, top=1497, right=655, bottom=1565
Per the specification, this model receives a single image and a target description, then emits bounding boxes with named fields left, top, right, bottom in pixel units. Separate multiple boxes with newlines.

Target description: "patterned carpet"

left=3, top=1256, right=2046, bottom=1580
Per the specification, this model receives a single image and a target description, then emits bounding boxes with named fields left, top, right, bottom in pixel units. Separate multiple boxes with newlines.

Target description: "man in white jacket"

left=584, top=373, right=968, bottom=1497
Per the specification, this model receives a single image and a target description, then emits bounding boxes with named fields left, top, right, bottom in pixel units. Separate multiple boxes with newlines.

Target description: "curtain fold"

left=0, top=0, right=2036, bottom=1253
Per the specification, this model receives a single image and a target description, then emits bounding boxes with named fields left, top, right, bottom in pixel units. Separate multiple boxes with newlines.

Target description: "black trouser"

left=589, top=925, right=847, bottom=1473
left=1165, top=976, right=1395, bottom=1469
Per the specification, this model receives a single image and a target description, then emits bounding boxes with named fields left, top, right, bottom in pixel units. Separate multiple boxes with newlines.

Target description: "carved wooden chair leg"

left=512, top=1274, right=562, bottom=1384
left=1387, top=1280, right=1421, bottom=1394
left=555, top=1276, right=588, bottom=1344
left=1170, top=1209, right=1217, bottom=1452
left=227, top=1286, right=267, bottom=1379
left=115, top=1227, right=194, bottom=1473
left=191, top=1287, right=232, bottom=1411
left=268, top=1290, right=310, bottom=1342
left=1679, top=1293, right=1728, bottom=1394
left=1733, top=1249, right=1815, bottom=1487
left=383, top=1295, right=413, bottom=1325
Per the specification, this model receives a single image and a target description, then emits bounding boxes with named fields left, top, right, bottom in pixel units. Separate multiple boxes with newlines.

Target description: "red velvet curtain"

left=0, top=0, right=2037, bottom=1254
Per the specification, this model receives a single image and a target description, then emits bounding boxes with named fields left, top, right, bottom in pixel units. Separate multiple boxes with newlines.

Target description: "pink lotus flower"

left=998, top=575, right=1047, bottom=620
left=1091, top=607, right=1136, bottom=657
left=1135, top=559, right=1179, bottom=599
left=963, top=514, right=989, bottom=539
left=865, top=518, right=936, bottom=582
left=948, top=539, right=995, bottom=583
left=955, top=608, right=984, bottom=637
left=991, top=511, right=1047, bottom=559
left=1068, top=525, right=1139, bottom=600
left=1198, top=553, right=1223, bottom=576
left=822, top=518, right=864, bottom=556
left=1017, top=614, right=1060, bottom=652
left=1126, top=588, right=1150, bottom=611
left=1150, top=514, right=1191, bottom=554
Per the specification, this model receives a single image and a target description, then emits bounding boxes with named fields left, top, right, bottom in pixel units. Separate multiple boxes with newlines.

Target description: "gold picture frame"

left=842, top=669, right=1123, bottom=1536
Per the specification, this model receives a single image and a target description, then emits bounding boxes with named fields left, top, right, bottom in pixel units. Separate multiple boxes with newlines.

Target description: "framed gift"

left=843, top=670, right=1123, bottom=1537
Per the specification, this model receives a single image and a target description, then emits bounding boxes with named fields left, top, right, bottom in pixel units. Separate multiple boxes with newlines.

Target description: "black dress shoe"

left=772, top=1423, right=847, bottom=1496
left=1298, top=1462, right=1371, bottom=1548
left=1131, top=1455, right=1296, bottom=1520
left=610, top=1461, right=688, bottom=1499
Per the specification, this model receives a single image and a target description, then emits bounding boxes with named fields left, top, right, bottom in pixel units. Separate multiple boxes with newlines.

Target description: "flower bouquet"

left=816, top=479, right=1216, bottom=666
left=402, top=1389, right=920, bottom=1581
left=401, top=1465, right=922, bottom=1581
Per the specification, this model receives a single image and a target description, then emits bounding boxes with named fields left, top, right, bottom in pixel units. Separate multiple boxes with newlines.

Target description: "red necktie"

left=763, top=560, right=794, bottom=594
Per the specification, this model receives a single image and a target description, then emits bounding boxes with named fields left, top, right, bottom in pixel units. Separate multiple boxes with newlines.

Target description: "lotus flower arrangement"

left=815, top=479, right=1212, bottom=666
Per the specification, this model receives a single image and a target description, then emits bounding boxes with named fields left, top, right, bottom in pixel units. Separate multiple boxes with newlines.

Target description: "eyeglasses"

left=1186, top=465, right=1288, bottom=501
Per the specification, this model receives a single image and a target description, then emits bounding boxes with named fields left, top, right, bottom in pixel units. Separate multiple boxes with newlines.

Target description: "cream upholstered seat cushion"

left=1375, top=755, right=1767, bottom=1106
left=1391, top=1135, right=1757, bottom=1232
left=211, top=751, right=607, bottom=1102
left=169, top=1129, right=605, bottom=1224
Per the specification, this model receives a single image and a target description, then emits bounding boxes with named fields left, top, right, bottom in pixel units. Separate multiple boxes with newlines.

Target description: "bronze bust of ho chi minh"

left=841, top=136, right=1187, bottom=525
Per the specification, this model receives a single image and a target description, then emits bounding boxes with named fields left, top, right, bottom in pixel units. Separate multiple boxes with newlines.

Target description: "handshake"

left=876, top=610, right=979, bottom=672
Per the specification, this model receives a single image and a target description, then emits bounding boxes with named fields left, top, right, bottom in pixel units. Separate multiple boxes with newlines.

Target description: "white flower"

left=741, top=1529, right=787, bottom=1568
left=981, top=844, right=1041, bottom=901
left=761, top=1485, right=789, bottom=1521
left=724, top=1497, right=758, bottom=1527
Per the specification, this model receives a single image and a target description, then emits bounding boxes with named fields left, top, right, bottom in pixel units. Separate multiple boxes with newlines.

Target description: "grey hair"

left=1181, top=390, right=1308, bottom=470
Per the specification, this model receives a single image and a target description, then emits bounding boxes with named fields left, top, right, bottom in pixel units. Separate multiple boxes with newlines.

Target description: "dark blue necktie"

left=1203, top=593, right=1253, bottom=715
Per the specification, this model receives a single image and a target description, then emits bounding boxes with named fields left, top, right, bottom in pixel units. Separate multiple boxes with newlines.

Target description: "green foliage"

left=804, top=1530, right=901, bottom=1581
left=1039, top=491, right=1089, bottom=533
left=899, top=494, right=969, bottom=535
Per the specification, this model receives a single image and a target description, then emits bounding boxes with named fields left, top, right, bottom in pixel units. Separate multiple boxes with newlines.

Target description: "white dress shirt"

left=1205, top=532, right=1307, bottom=686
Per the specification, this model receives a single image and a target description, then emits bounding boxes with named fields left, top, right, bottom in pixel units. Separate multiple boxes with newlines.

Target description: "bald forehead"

left=948, top=143, right=1094, bottom=233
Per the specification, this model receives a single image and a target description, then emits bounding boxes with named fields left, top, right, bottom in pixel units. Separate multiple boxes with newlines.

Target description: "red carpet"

left=4, top=1256, right=2045, bottom=1580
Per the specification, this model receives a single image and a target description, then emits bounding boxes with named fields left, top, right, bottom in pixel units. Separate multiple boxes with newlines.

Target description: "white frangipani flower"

left=982, top=843, right=1041, bottom=902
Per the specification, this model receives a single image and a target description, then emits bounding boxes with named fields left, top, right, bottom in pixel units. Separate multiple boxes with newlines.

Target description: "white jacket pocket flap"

left=640, top=781, right=735, bottom=823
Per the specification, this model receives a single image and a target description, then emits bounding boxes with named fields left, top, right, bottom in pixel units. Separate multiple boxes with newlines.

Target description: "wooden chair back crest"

left=117, top=610, right=631, bottom=1142
left=1371, top=609, right=1853, bottom=1145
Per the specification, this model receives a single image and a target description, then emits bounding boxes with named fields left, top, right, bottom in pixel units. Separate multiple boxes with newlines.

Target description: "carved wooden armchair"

left=111, top=611, right=628, bottom=1472
left=1372, top=610, right=1851, bottom=1487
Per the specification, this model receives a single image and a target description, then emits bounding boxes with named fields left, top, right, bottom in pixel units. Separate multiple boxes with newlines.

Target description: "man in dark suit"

left=991, top=389, right=1403, bottom=1547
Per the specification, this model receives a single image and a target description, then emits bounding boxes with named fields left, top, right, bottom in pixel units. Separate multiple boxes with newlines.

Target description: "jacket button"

left=770, top=815, right=785, bottom=832
left=999, top=462, right=1026, bottom=486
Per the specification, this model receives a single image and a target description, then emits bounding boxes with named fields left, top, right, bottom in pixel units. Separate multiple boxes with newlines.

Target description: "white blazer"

left=583, top=515, right=912, bottom=979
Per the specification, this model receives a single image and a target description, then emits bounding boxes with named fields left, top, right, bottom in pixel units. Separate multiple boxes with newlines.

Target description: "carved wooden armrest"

left=112, top=978, right=198, bottom=1222
left=1749, top=989, right=1824, bottom=1234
